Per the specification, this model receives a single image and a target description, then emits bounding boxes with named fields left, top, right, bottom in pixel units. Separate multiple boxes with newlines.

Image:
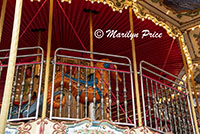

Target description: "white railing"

left=0, top=47, right=44, bottom=121
left=140, top=60, right=195, bottom=134
left=49, top=48, right=136, bottom=127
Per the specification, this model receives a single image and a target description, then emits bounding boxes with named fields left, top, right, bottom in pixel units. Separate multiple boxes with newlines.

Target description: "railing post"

left=42, top=0, right=53, bottom=118
left=129, top=7, right=142, bottom=126
left=0, top=0, right=23, bottom=133
left=178, top=36, right=199, bottom=134
left=0, top=0, right=7, bottom=43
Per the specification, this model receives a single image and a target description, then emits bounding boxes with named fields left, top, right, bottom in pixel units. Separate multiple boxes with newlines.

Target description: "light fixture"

left=60, top=0, right=71, bottom=3
left=30, top=0, right=40, bottom=2
left=166, top=10, right=170, bottom=15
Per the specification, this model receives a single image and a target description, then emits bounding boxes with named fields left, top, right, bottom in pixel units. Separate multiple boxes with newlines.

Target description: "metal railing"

left=140, top=60, right=195, bottom=134
left=0, top=47, right=44, bottom=121
left=49, top=48, right=136, bottom=127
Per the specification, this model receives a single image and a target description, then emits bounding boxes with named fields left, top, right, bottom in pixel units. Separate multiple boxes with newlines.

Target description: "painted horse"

left=47, top=59, right=122, bottom=109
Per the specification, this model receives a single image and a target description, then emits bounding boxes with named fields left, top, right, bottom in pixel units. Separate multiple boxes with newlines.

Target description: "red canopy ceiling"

left=0, top=0, right=183, bottom=75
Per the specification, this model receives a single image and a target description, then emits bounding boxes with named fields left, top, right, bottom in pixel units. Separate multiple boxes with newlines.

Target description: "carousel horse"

left=9, top=66, right=40, bottom=118
left=47, top=59, right=122, bottom=109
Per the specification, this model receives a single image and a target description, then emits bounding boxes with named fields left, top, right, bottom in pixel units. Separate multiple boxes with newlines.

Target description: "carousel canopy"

left=0, top=0, right=183, bottom=73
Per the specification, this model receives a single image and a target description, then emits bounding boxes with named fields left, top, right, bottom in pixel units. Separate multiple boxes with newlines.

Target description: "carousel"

left=0, top=0, right=200, bottom=133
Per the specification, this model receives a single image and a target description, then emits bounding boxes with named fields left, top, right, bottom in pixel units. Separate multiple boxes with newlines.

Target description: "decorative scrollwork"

left=52, top=122, right=66, bottom=134
left=18, top=123, right=32, bottom=134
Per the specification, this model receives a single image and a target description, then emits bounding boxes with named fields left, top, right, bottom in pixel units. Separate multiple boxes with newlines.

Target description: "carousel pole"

left=84, top=8, right=99, bottom=120
left=89, top=11, right=95, bottom=120
left=31, top=28, right=46, bottom=76
left=90, top=12, right=93, bottom=67
left=0, top=0, right=7, bottom=43
left=36, top=31, right=42, bottom=76
left=178, top=36, right=199, bottom=134
left=129, top=7, right=142, bottom=126
left=0, top=0, right=23, bottom=133
left=190, top=71, right=200, bottom=114
left=42, top=0, right=53, bottom=118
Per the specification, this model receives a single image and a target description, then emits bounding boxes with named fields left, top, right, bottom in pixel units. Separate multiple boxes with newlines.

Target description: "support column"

left=190, top=70, right=200, bottom=115
left=129, top=7, right=142, bottom=126
left=178, top=36, right=199, bottom=134
left=36, top=31, right=42, bottom=76
left=89, top=11, right=96, bottom=120
left=90, top=12, right=93, bottom=67
left=42, top=0, right=53, bottom=118
left=0, top=0, right=23, bottom=133
left=0, top=0, right=7, bottom=43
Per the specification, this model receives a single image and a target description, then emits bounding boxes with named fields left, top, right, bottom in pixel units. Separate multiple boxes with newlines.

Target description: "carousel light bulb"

left=30, top=0, right=34, bottom=2
left=134, top=0, right=137, bottom=2
left=97, top=0, right=100, bottom=3
left=142, top=18, right=144, bottom=21
left=192, top=27, right=195, bottom=30
left=119, top=10, right=122, bottom=13
left=91, top=0, right=94, bottom=3
left=113, top=8, right=116, bottom=11
left=68, top=0, right=71, bottom=3
left=199, top=25, right=200, bottom=28
left=125, top=6, right=128, bottom=9
left=173, top=36, right=176, bottom=39
left=166, top=10, right=170, bottom=15
left=155, top=22, right=158, bottom=25
left=103, top=1, right=106, bottom=4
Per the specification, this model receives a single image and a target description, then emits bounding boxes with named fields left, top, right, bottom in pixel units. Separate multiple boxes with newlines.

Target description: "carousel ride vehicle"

left=0, top=0, right=200, bottom=134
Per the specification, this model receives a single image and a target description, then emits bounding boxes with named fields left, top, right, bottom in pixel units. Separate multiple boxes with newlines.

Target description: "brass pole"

left=36, top=31, right=42, bottom=76
left=90, top=12, right=93, bottom=67
left=0, top=0, right=23, bottom=133
left=0, top=0, right=7, bottom=43
left=178, top=36, right=199, bottom=134
left=190, top=70, right=200, bottom=115
left=42, top=0, right=53, bottom=118
left=89, top=11, right=96, bottom=120
left=129, top=7, right=142, bottom=126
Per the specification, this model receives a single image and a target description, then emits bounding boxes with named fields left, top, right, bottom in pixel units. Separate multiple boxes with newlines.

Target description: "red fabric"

left=0, top=0, right=183, bottom=102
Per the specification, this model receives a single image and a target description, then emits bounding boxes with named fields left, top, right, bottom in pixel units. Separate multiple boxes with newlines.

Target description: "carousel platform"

left=5, top=118, right=155, bottom=134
